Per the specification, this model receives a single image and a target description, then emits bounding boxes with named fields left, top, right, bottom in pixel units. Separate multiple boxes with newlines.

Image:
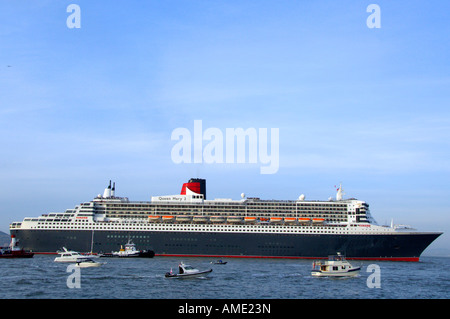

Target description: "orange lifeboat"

left=148, top=215, right=161, bottom=223
left=312, top=218, right=325, bottom=224
left=298, top=218, right=311, bottom=224
left=244, top=216, right=257, bottom=223
left=162, top=215, right=175, bottom=223
left=270, top=217, right=283, bottom=223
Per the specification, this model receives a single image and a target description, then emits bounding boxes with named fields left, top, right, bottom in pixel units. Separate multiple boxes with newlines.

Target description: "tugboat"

left=101, top=239, right=154, bottom=258
left=165, top=262, right=213, bottom=278
left=0, top=235, right=34, bottom=258
left=311, top=253, right=360, bottom=277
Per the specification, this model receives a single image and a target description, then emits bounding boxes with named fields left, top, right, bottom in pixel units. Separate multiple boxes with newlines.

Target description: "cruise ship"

left=10, top=178, right=442, bottom=261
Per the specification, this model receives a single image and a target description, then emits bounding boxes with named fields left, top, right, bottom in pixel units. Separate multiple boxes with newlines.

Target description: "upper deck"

left=11, top=179, right=378, bottom=231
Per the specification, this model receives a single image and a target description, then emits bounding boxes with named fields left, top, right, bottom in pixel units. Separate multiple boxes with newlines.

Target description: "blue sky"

left=1, top=1, right=449, bottom=254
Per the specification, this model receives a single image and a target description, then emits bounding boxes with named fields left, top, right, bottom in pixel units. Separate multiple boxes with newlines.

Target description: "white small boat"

left=54, top=247, right=98, bottom=263
left=75, top=258, right=105, bottom=268
left=311, top=253, right=360, bottom=277
left=165, top=262, right=213, bottom=278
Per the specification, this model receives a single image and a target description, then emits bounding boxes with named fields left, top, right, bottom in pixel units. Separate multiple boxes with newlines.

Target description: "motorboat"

left=100, top=239, right=154, bottom=258
left=311, top=253, right=361, bottom=277
left=165, top=262, right=213, bottom=278
left=54, top=247, right=98, bottom=263
left=75, top=258, right=105, bottom=268
left=211, top=259, right=227, bottom=265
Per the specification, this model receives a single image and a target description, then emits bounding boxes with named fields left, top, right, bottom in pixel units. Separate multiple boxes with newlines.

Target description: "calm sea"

left=0, top=255, right=448, bottom=302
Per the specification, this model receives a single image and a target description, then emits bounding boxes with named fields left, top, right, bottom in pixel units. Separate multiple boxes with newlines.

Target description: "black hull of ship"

left=10, top=229, right=441, bottom=261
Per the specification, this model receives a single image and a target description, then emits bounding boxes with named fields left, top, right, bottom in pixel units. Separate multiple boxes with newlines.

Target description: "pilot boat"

left=165, top=262, right=213, bottom=278
left=311, top=253, right=360, bottom=277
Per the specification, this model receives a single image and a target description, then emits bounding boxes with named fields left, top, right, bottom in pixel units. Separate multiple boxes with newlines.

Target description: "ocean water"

left=0, top=255, right=448, bottom=300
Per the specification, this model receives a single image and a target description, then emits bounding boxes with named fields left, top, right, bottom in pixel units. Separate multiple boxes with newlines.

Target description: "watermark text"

left=171, top=120, right=279, bottom=174
left=366, top=264, right=381, bottom=288
left=66, top=264, right=81, bottom=288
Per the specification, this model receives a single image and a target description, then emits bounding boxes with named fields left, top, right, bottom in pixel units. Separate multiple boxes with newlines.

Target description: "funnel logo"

left=171, top=120, right=279, bottom=174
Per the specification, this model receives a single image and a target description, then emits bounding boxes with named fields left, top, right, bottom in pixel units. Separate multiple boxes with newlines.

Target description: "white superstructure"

left=10, top=180, right=407, bottom=236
